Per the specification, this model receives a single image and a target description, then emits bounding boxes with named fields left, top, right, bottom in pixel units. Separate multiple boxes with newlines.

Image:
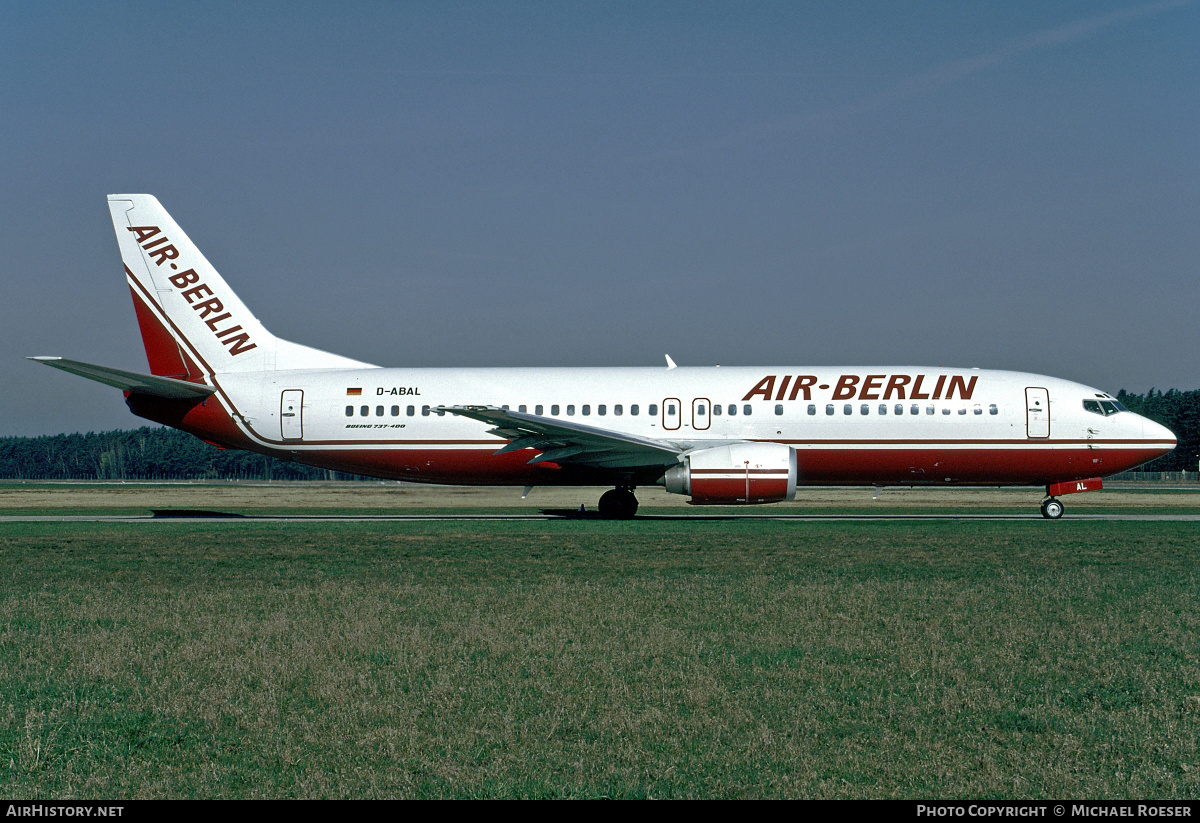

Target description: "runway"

left=5, top=512, right=1200, bottom=522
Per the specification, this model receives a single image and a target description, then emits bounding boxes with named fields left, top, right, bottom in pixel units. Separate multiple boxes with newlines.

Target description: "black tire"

left=599, top=488, right=638, bottom=520
left=1041, top=498, right=1064, bottom=519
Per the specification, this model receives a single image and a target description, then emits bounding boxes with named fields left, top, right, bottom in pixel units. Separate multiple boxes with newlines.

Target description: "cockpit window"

left=1084, top=399, right=1123, bottom=416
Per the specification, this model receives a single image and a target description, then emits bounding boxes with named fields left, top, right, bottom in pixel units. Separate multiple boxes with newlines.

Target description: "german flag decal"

left=346, top=388, right=362, bottom=396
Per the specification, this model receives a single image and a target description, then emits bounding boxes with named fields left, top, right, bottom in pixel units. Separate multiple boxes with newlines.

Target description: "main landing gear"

left=1040, top=497, right=1064, bottom=519
left=598, top=487, right=639, bottom=520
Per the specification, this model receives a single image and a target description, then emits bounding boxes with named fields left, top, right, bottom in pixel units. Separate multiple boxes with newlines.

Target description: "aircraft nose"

left=1142, top=416, right=1177, bottom=454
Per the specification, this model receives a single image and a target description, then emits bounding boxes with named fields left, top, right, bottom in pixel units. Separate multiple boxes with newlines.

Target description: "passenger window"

left=422, top=406, right=430, bottom=416
left=502, top=405, right=509, bottom=411
left=598, top=405, right=606, bottom=415
left=711, top=404, right=720, bottom=416
left=615, top=404, right=623, bottom=416
left=989, top=404, right=998, bottom=415
left=911, top=404, right=919, bottom=415
left=895, top=404, right=903, bottom=415
left=407, top=405, right=415, bottom=416
left=926, top=405, right=935, bottom=415
left=958, top=408, right=966, bottom=415
left=808, top=404, right=817, bottom=415
left=519, top=405, right=527, bottom=413
left=649, top=404, right=658, bottom=415
left=376, top=406, right=384, bottom=416
left=631, top=404, right=640, bottom=415
left=345, top=406, right=353, bottom=417
left=861, top=404, right=869, bottom=415
left=774, top=404, right=783, bottom=416
left=360, top=406, right=369, bottom=416
left=826, top=404, right=835, bottom=415
left=879, top=404, right=887, bottom=415
left=743, top=405, right=752, bottom=416
left=942, top=408, right=951, bottom=415
left=844, top=404, right=852, bottom=415
left=973, top=405, right=982, bottom=415
left=582, top=405, right=590, bottom=416
left=567, top=405, right=575, bottom=416
left=535, top=405, right=543, bottom=415
left=391, top=406, right=399, bottom=416
left=667, top=404, right=676, bottom=415
left=728, top=404, right=737, bottom=416
left=551, top=405, right=560, bottom=415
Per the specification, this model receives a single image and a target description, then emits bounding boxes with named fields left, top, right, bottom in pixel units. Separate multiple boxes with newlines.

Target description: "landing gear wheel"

left=598, top=488, right=639, bottom=520
left=1040, top=498, right=1064, bottom=519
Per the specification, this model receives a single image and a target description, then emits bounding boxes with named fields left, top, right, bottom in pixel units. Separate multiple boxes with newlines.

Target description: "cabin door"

left=692, top=398, right=711, bottom=431
left=281, top=389, right=304, bottom=440
left=662, top=398, right=681, bottom=430
left=1025, top=387, right=1049, bottom=438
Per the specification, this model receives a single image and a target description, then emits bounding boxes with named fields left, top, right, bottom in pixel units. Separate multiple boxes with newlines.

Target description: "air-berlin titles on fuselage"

left=742, top=373, right=978, bottom=402
left=127, top=225, right=257, bottom=356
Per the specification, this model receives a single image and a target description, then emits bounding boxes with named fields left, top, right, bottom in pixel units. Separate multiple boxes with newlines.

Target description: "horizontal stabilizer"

left=28, top=357, right=216, bottom=400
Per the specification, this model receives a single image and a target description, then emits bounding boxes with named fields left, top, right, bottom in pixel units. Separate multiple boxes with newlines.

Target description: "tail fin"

left=109, top=194, right=373, bottom=378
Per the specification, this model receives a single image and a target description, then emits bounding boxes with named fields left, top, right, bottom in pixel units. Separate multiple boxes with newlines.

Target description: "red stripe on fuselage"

left=791, top=445, right=1162, bottom=484
left=114, top=443, right=1158, bottom=487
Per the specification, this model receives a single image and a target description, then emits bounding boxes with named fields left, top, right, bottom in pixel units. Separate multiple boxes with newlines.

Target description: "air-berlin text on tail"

left=127, top=226, right=257, bottom=356
left=742, top=374, right=978, bottom=402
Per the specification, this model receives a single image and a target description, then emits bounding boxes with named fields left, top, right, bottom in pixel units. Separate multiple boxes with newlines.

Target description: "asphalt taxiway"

left=4, top=513, right=1200, bottom=522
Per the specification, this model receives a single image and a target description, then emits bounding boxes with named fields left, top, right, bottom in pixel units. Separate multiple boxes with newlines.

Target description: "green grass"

left=1, top=520, right=1198, bottom=798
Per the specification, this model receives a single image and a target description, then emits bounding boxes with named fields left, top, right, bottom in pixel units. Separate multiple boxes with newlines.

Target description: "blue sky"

left=2, top=1, right=1197, bottom=436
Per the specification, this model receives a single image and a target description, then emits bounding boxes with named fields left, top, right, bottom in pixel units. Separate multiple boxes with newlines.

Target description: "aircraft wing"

left=28, top=357, right=216, bottom=400
left=438, top=405, right=685, bottom=468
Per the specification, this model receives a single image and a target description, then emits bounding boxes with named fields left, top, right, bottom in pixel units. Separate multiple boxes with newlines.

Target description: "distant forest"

left=1, top=388, right=1195, bottom=480
left=0, top=427, right=357, bottom=481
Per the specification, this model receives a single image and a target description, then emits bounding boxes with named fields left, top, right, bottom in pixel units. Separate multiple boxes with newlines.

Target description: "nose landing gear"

left=1040, top=497, right=1064, bottom=519
left=598, top=487, right=639, bottom=520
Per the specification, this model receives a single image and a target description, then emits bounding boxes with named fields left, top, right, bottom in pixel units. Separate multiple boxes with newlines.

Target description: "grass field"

left=1, top=485, right=1199, bottom=798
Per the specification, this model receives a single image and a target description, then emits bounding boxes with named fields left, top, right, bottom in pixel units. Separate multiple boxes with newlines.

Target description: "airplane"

left=30, top=194, right=1176, bottom=519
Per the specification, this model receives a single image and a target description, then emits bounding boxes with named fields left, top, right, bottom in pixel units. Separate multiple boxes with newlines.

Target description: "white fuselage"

left=194, top=365, right=1172, bottom=487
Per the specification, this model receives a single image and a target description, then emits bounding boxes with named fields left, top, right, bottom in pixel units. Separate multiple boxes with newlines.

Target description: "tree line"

left=0, top=427, right=358, bottom=481
left=0, top=388, right=1195, bottom=479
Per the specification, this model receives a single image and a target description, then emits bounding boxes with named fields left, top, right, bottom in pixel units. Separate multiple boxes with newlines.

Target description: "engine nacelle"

left=661, top=442, right=797, bottom=504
